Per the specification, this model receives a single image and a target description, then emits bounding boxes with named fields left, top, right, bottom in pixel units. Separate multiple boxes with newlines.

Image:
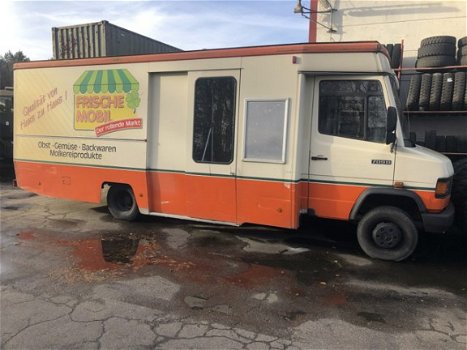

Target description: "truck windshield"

left=389, top=76, right=413, bottom=147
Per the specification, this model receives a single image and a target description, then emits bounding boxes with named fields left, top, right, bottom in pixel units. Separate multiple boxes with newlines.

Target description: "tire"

left=421, top=36, right=456, bottom=47
left=440, top=73, right=454, bottom=110
left=460, top=46, right=467, bottom=55
left=416, top=55, right=457, bottom=69
left=418, top=73, right=432, bottom=111
left=460, top=56, right=467, bottom=66
left=357, top=206, right=418, bottom=261
left=429, top=72, right=443, bottom=110
left=385, top=44, right=394, bottom=58
left=435, top=135, right=446, bottom=152
left=107, top=185, right=139, bottom=221
left=465, top=78, right=467, bottom=109
left=418, top=43, right=456, bottom=58
left=458, top=36, right=467, bottom=48
left=446, top=136, right=457, bottom=152
left=406, top=74, right=421, bottom=110
left=452, top=159, right=467, bottom=232
left=391, top=44, right=401, bottom=68
left=452, top=72, right=466, bottom=110
left=424, top=130, right=436, bottom=150
left=458, top=136, right=467, bottom=153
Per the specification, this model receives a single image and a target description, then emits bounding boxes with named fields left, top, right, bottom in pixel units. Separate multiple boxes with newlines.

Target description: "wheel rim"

left=372, top=222, right=402, bottom=249
left=116, top=190, right=133, bottom=211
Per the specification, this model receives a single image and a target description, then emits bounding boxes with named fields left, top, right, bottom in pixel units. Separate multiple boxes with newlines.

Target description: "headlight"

left=435, top=177, right=452, bottom=198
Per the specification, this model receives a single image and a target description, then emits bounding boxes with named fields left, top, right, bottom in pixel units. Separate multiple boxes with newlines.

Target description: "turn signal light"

left=435, top=178, right=452, bottom=198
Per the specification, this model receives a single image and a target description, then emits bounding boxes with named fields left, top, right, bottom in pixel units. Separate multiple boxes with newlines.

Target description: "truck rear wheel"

left=107, top=185, right=139, bottom=221
left=357, top=206, right=418, bottom=262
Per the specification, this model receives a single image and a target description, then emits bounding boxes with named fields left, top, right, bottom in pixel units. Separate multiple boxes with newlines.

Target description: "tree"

left=0, top=51, right=30, bottom=89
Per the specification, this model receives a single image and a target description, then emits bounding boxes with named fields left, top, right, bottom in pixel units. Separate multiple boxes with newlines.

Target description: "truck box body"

left=52, top=20, right=181, bottom=60
left=14, top=42, right=454, bottom=260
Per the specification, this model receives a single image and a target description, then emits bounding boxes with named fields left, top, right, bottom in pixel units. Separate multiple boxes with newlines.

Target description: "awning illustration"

left=73, top=69, right=139, bottom=94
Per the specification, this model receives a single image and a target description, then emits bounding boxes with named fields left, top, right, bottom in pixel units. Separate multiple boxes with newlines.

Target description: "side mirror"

left=386, top=106, right=397, bottom=145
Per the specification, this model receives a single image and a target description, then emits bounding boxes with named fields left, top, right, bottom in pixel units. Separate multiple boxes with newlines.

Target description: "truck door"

left=185, top=70, right=240, bottom=223
left=308, top=76, right=395, bottom=220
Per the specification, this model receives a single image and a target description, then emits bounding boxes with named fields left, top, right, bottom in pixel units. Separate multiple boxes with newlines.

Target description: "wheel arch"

left=106, top=183, right=140, bottom=221
left=102, top=181, right=133, bottom=190
left=350, top=188, right=426, bottom=223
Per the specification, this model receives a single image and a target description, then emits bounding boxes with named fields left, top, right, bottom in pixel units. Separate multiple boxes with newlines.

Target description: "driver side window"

left=318, top=80, right=387, bottom=143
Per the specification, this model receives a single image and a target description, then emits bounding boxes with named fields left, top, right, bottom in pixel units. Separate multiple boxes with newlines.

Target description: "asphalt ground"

left=1, top=165, right=466, bottom=349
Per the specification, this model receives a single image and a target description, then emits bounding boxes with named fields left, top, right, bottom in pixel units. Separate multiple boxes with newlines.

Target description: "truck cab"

left=296, top=51, right=454, bottom=260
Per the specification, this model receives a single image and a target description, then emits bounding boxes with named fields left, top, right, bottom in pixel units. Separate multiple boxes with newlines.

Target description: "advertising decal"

left=74, top=69, right=142, bottom=136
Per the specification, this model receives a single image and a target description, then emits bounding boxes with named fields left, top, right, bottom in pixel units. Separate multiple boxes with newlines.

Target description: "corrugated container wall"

left=52, top=20, right=181, bottom=59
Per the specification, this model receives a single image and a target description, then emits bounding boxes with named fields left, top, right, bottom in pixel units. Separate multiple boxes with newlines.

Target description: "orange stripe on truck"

left=14, top=161, right=149, bottom=210
left=307, top=182, right=367, bottom=220
left=14, top=161, right=448, bottom=229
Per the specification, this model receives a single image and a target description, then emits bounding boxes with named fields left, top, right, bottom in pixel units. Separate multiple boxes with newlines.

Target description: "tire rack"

left=395, top=57, right=467, bottom=159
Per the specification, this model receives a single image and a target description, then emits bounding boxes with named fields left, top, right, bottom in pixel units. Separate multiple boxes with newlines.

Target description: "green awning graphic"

left=73, top=69, right=139, bottom=94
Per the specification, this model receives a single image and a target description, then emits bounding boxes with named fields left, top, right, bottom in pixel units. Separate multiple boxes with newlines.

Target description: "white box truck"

left=13, top=42, right=454, bottom=261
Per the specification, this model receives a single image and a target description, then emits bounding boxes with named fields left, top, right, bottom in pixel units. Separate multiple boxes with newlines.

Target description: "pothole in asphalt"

left=357, top=311, right=386, bottom=323
left=2, top=205, right=21, bottom=210
left=3, top=192, right=37, bottom=200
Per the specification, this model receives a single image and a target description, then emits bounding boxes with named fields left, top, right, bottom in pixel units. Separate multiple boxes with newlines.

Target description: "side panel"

left=14, top=161, right=148, bottom=207
left=14, top=64, right=150, bottom=209
left=236, top=55, right=300, bottom=228
left=147, top=72, right=188, bottom=215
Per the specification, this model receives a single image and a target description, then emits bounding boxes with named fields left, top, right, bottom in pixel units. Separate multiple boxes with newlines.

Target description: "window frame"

left=192, top=76, right=237, bottom=165
left=242, top=98, right=289, bottom=164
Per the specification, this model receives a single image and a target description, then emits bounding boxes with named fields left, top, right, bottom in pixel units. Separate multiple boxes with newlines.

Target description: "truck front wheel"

left=107, top=185, right=139, bottom=221
left=357, top=206, right=418, bottom=262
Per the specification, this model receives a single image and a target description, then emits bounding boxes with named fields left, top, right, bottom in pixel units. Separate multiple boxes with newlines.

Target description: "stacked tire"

left=406, top=71, right=467, bottom=111
left=415, top=36, right=457, bottom=68
left=383, top=43, right=402, bottom=69
left=422, top=130, right=467, bottom=153
left=458, top=36, right=467, bottom=65
left=409, top=36, right=467, bottom=234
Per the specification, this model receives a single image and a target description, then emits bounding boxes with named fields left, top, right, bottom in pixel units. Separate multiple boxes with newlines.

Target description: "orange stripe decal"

left=14, top=161, right=447, bottom=228
left=307, top=182, right=367, bottom=220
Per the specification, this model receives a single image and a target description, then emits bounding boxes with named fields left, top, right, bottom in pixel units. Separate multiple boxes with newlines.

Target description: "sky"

left=1, top=0, right=310, bottom=60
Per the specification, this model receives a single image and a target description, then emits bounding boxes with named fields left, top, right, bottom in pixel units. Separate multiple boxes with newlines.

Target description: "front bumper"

left=421, top=203, right=455, bottom=233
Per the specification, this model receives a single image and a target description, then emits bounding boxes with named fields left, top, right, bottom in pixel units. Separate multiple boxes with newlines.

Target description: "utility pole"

left=308, top=0, right=318, bottom=42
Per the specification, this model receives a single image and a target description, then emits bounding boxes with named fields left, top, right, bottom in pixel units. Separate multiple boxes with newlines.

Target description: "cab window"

left=318, top=80, right=386, bottom=143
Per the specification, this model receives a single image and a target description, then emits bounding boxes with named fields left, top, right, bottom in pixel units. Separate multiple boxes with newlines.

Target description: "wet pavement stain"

left=16, top=231, right=36, bottom=240
left=282, top=310, right=307, bottom=321
left=56, top=238, right=124, bottom=272
left=224, top=264, right=287, bottom=288
left=357, top=311, right=386, bottom=324
left=323, top=293, right=348, bottom=306
left=15, top=230, right=201, bottom=283
left=101, top=238, right=139, bottom=264
left=13, top=222, right=467, bottom=297
left=1, top=191, right=37, bottom=200
left=48, top=218, right=87, bottom=228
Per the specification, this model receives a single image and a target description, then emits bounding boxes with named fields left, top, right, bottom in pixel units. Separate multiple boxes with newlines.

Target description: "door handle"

left=311, top=155, right=328, bottom=161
